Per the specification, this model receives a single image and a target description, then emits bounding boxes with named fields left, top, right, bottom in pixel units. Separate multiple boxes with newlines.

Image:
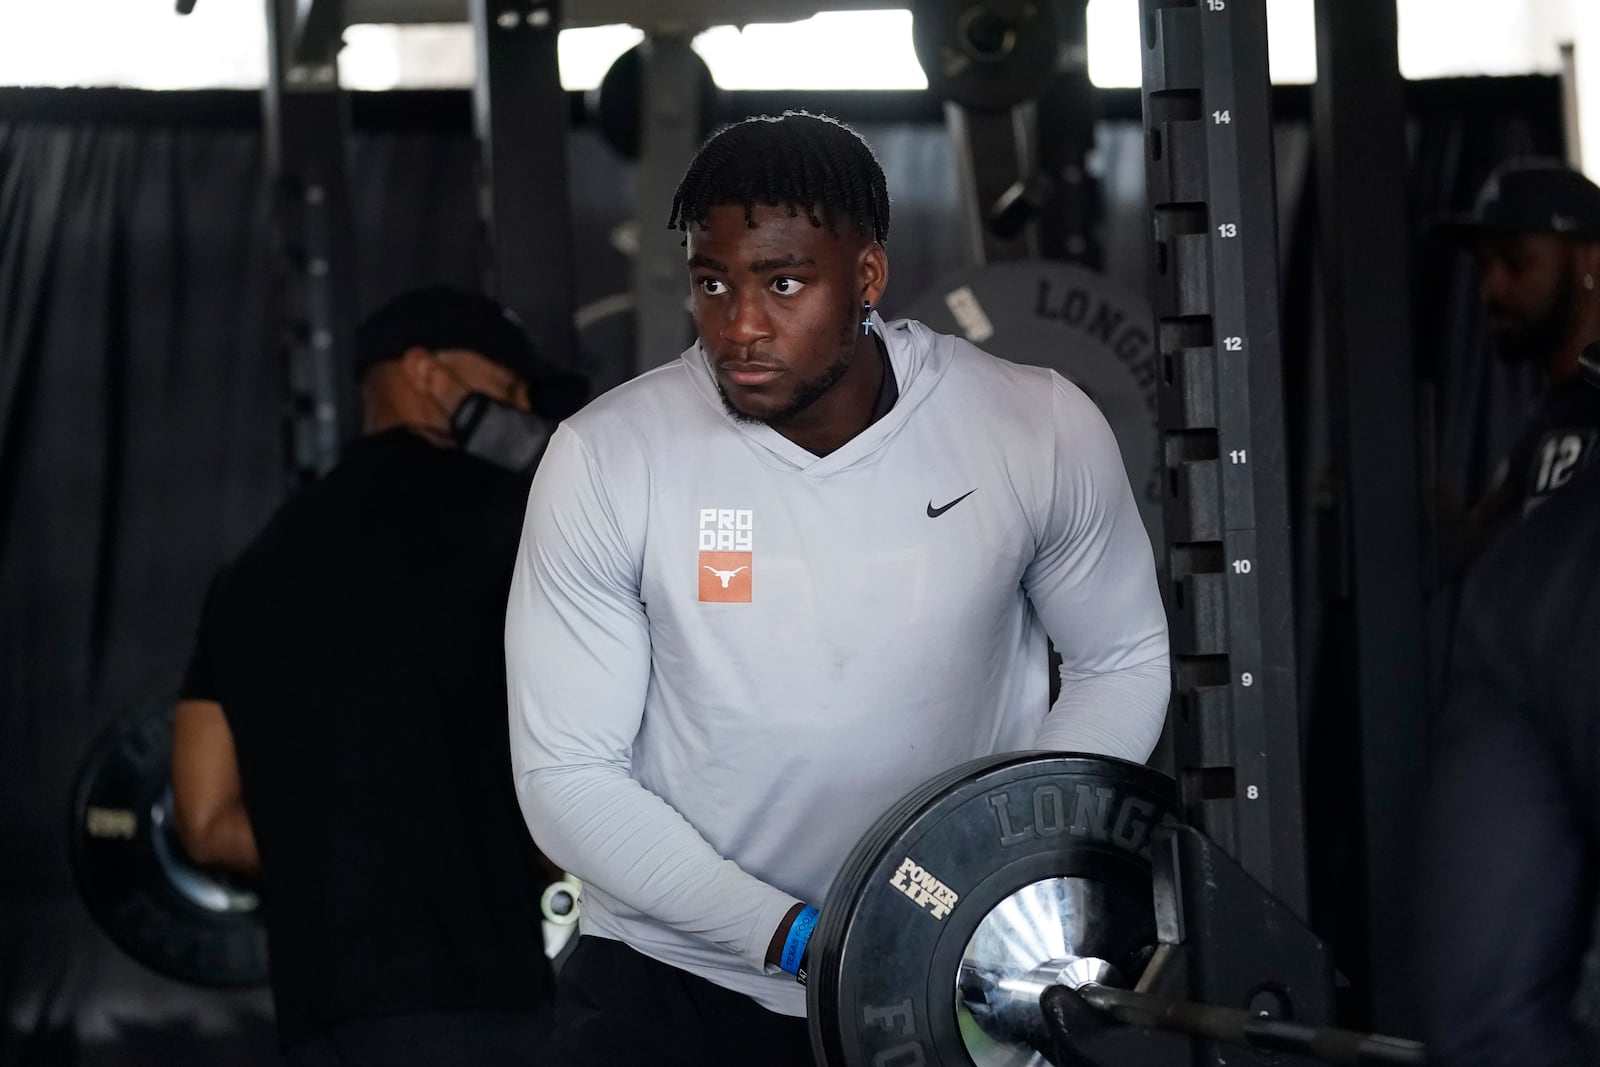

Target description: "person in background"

left=1420, top=442, right=1600, bottom=1065
left=1433, top=159, right=1600, bottom=560
left=171, top=285, right=586, bottom=1066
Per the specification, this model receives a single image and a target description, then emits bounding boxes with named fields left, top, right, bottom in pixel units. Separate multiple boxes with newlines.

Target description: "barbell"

left=806, top=752, right=1426, bottom=1067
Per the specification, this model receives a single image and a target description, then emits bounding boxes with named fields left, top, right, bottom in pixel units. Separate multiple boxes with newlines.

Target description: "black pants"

left=543, top=936, right=815, bottom=1066
left=284, top=1008, right=551, bottom=1067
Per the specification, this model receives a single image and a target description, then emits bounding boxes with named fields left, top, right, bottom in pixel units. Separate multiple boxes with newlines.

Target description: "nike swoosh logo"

left=927, top=489, right=977, bottom=518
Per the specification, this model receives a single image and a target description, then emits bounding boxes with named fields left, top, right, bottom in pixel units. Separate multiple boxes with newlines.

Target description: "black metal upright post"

left=1034, top=0, right=1100, bottom=269
left=934, top=0, right=1099, bottom=269
left=632, top=32, right=703, bottom=376
left=1139, top=0, right=1309, bottom=918
left=1311, top=0, right=1426, bottom=1033
left=469, top=0, right=579, bottom=370
left=944, top=104, right=1040, bottom=266
left=262, top=0, right=361, bottom=483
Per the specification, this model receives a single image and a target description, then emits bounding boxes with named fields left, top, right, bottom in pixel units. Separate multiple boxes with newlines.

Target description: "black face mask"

left=449, top=393, right=552, bottom=473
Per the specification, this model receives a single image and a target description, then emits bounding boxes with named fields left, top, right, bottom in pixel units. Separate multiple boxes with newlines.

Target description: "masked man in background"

left=170, top=285, right=587, bottom=1066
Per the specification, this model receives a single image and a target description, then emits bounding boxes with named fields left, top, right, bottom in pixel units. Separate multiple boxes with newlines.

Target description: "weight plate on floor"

left=69, top=703, right=268, bottom=987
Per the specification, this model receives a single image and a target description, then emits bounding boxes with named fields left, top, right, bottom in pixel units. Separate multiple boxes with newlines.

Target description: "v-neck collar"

left=682, top=312, right=953, bottom=477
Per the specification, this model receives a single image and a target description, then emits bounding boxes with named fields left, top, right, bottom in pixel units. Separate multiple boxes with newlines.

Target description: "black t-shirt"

left=1495, top=376, right=1600, bottom=520
left=1422, top=457, right=1600, bottom=1063
left=182, top=429, right=553, bottom=1046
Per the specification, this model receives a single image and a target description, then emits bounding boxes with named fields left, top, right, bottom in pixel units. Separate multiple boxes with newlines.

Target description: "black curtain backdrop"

left=0, top=99, right=287, bottom=1067
left=0, top=78, right=1562, bottom=1063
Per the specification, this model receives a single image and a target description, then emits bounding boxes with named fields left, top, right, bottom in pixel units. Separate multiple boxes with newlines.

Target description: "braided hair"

left=667, top=111, right=890, bottom=245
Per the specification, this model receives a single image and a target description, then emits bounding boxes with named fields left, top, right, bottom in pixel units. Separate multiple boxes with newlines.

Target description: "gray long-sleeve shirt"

left=506, top=316, right=1170, bottom=1016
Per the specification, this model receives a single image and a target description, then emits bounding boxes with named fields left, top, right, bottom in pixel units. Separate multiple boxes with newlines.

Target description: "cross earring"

left=861, top=301, right=874, bottom=335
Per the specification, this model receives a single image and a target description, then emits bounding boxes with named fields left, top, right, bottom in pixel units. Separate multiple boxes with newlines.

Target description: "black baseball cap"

left=354, top=285, right=590, bottom=420
left=1433, top=159, right=1600, bottom=243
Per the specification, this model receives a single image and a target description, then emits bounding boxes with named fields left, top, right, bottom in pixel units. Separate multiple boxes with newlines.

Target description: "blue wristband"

left=779, top=905, right=820, bottom=976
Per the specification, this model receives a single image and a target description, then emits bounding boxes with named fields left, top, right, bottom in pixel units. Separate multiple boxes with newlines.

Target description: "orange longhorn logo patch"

left=698, top=551, right=753, bottom=603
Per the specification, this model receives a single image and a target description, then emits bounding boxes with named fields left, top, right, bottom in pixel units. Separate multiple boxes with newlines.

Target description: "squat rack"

left=250, top=0, right=1427, bottom=1032
left=261, top=0, right=579, bottom=482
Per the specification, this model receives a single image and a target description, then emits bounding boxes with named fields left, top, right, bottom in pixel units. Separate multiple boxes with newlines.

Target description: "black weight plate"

left=810, top=754, right=1085, bottom=1065
left=810, top=753, right=1064, bottom=1065
left=913, top=0, right=1061, bottom=112
left=809, top=753, right=1177, bottom=1066
left=593, top=41, right=719, bottom=162
left=69, top=704, right=268, bottom=987
left=811, top=758, right=993, bottom=1058
left=811, top=753, right=1032, bottom=1063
